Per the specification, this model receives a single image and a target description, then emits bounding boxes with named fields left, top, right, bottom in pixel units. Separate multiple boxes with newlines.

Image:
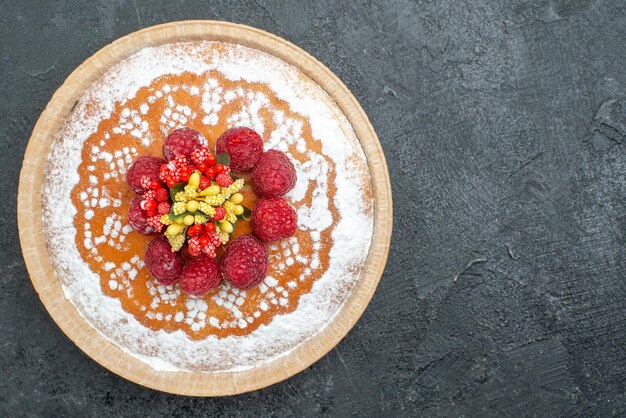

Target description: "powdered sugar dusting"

left=43, top=41, right=373, bottom=372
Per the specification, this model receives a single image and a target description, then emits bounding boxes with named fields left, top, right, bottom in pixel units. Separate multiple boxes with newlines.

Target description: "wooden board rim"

left=18, top=20, right=392, bottom=396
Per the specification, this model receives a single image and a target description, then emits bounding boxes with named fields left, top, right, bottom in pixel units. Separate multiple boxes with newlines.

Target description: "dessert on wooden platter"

left=19, top=21, right=391, bottom=396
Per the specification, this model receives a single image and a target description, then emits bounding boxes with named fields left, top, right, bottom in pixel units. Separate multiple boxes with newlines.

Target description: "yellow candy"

left=165, top=224, right=185, bottom=236
left=219, top=221, right=233, bottom=234
left=230, top=193, right=244, bottom=204
left=183, top=215, right=195, bottom=226
left=188, top=172, right=200, bottom=188
left=233, top=205, right=244, bottom=215
left=186, top=200, right=199, bottom=212
left=199, top=185, right=220, bottom=196
left=175, top=217, right=185, bottom=225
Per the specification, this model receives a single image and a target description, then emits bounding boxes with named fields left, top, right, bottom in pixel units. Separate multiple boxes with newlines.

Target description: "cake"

left=42, top=41, right=373, bottom=372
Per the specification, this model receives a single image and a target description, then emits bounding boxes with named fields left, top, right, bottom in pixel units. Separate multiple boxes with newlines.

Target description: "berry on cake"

left=125, top=127, right=298, bottom=296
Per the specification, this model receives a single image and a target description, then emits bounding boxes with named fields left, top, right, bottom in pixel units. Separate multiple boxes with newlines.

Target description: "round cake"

left=42, top=41, right=373, bottom=372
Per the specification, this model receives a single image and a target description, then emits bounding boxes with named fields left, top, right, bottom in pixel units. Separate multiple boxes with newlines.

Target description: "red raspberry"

left=215, top=173, right=234, bottom=187
left=216, top=127, right=264, bottom=171
left=221, top=235, right=268, bottom=289
left=144, top=236, right=185, bottom=286
left=198, top=176, right=211, bottom=190
left=155, top=188, right=169, bottom=202
left=126, top=156, right=166, bottom=193
left=252, top=150, right=297, bottom=198
left=179, top=255, right=222, bottom=296
left=163, top=127, right=204, bottom=162
left=157, top=201, right=171, bottom=215
left=128, top=196, right=158, bottom=235
left=252, top=197, right=298, bottom=242
left=212, top=207, right=226, bottom=221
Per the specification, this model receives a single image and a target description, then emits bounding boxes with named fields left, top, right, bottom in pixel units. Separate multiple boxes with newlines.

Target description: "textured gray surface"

left=1, top=0, right=625, bottom=416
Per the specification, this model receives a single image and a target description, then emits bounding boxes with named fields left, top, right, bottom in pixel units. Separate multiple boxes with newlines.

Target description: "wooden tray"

left=18, top=21, right=392, bottom=396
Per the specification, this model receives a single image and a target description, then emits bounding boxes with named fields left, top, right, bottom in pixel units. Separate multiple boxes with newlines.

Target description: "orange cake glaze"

left=43, top=41, right=374, bottom=371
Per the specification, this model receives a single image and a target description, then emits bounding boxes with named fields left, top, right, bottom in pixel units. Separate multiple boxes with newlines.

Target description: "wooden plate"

left=18, top=21, right=392, bottom=396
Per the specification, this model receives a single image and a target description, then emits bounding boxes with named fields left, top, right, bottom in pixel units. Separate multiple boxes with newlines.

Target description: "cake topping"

left=252, top=150, right=297, bottom=198
left=179, top=255, right=222, bottom=296
left=220, top=234, right=269, bottom=290
left=126, top=126, right=298, bottom=295
left=216, top=127, right=264, bottom=171
left=128, top=196, right=158, bottom=235
left=144, top=235, right=185, bottom=286
left=126, top=156, right=166, bottom=193
left=162, top=127, right=205, bottom=162
left=252, top=197, right=298, bottom=242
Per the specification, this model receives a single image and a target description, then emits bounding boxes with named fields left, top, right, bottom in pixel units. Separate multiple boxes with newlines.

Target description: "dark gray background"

left=1, top=0, right=625, bottom=416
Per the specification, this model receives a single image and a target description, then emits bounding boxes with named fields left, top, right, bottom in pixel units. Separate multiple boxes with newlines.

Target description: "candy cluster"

left=158, top=150, right=247, bottom=257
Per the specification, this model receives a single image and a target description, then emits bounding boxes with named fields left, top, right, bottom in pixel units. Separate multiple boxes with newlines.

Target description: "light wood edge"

left=18, top=20, right=392, bottom=396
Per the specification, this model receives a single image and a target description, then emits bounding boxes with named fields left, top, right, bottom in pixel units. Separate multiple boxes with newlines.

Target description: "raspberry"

left=252, top=197, right=298, bottom=242
left=252, top=150, right=297, bottom=198
left=126, top=156, right=166, bottom=193
left=128, top=196, right=158, bottom=235
left=180, top=256, right=221, bottom=296
left=144, top=236, right=185, bottom=286
left=221, top=235, right=268, bottom=290
left=215, top=173, right=234, bottom=187
left=216, top=127, right=264, bottom=171
left=163, top=127, right=204, bottom=162
left=155, top=188, right=169, bottom=202
left=157, top=201, right=171, bottom=215
left=212, top=207, right=226, bottom=221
